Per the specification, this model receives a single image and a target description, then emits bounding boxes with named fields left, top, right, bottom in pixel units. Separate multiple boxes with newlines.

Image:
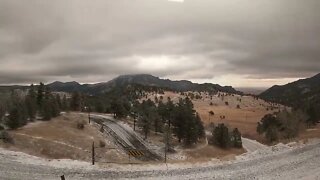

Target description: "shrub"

left=99, top=140, right=106, bottom=148
left=236, top=105, right=240, bottom=109
left=257, top=110, right=307, bottom=143
left=225, top=101, right=229, bottom=106
left=0, top=131, right=14, bottom=144
left=77, top=121, right=85, bottom=130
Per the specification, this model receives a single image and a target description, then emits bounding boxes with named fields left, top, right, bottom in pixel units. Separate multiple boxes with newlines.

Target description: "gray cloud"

left=0, top=0, right=319, bottom=87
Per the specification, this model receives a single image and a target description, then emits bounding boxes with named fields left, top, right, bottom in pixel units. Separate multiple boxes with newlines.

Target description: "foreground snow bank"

left=1, top=138, right=319, bottom=173
left=0, top=148, right=98, bottom=171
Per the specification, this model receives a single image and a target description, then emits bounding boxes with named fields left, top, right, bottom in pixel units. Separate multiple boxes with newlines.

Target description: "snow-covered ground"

left=0, top=139, right=319, bottom=179
left=242, top=137, right=267, bottom=152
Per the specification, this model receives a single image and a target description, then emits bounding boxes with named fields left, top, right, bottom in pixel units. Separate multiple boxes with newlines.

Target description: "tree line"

left=68, top=90, right=206, bottom=146
left=131, top=97, right=205, bottom=146
left=0, top=83, right=65, bottom=130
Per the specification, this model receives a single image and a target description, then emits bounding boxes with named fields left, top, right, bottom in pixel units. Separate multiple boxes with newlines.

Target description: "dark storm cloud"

left=0, top=0, right=319, bottom=86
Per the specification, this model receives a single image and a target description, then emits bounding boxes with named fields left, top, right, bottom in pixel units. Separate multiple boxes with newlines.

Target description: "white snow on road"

left=242, top=137, right=267, bottom=152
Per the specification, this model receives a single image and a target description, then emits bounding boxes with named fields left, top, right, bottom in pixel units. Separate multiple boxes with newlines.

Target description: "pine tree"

left=94, top=101, right=102, bottom=113
left=0, top=103, right=5, bottom=122
left=153, top=110, right=163, bottom=134
left=231, top=128, right=242, bottom=148
left=257, top=114, right=281, bottom=142
left=306, top=106, right=317, bottom=125
left=6, top=103, right=27, bottom=129
left=70, top=92, right=83, bottom=111
left=171, top=97, right=204, bottom=145
left=137, top=99, right=156, bottom=139
left=163, top=124, right=173, bottom=152
left=61, top=94, right=68, bottom=111
left=110, top=99, right=128, bottom=118
left=55, top=94, right=62, bottom=110
left=25, top=84, right=37, bottom=121
left=172, top=98, right=187, bottom=142
left=40, top=87, right=60, bottom=120
left=37, top=82, right=45, bottom=107
left=212, top=123, right=230, bottom=148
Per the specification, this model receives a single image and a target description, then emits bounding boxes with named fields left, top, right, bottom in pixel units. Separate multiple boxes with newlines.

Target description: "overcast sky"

left=0, top=0, right=319, bottom=87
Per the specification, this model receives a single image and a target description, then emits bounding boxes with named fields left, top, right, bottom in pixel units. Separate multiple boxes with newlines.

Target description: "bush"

left=0, top=125, right=4, bottom=131
left=0, top=131, right=14, bottom=144
left=236, top=105, right=240, bottom=109
left=99, top=140, right=106, bottom=148
left=225, top=101, right=229, bottom=106
left=77, top=121, right=85, bottom=130
left=257, top=110, right=307, bottom=143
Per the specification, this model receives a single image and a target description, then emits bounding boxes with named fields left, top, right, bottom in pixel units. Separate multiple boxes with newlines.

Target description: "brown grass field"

left=142, top=91, right=283, bottom=140
left=142, top=91, right=320, bottom=143
left=0, top=113, right=126, bottom=162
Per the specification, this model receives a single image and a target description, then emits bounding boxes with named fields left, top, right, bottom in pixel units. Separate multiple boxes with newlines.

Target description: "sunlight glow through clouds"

left=135, top=56, right=194, bottom=72
left=168, top=0, right=184, bottom=3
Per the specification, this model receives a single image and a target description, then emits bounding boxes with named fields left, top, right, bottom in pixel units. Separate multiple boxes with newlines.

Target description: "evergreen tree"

left=231, top=128, right=242, bottom=148
left=163, top=124, right=173, bottom=152
left=37, top=82, right=45, bottom=107
left=110, top=98, right=128, bottom=118
left=55, top=94, right=62, bottom=109
left=0, top=103, right=5, bottom=122
left=166, top=98, right=175, bottom=127
left=195, top=113, right=205, bottom=138
left=70, top=92, right=83, bottom=111
left=6, top=103, right=27, bottom=129
left=137, top=99, right=156, bottom=139
left=40, top=87, right=60, bottom=120
left=42, top=99, right=52, bottom=120
left=172, top=98, right=187, bottom=142
left=212, top=123, right=230, bottom=148
left=25, top=84, right=37, bottom=120
left=153, top=110, right=163, bottom=134
left=256, top=114, right=281, bottom=142
left=306, top=106, right=317, bottom=125
left=172, top=97, right=205, bottom=145
left=95, top=101, right=105, bottom=113
left=61, top=94, right=68, bottom=111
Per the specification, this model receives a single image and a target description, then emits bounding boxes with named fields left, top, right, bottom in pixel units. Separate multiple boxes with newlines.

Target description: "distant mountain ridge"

left=259, top=73, right=320, bottom=107
left=48, top=74, right=242, bottom=95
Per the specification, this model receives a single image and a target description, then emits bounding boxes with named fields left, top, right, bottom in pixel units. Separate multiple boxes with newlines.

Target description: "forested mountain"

left=47, top=74, right=242, bottom=95
left=260, top=73, right=320, bottom=106
left=260, top=73, right=320, bottom=122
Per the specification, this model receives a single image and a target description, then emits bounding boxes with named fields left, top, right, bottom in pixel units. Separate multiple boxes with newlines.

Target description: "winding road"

left=90, top=114, right=162, bottom=161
